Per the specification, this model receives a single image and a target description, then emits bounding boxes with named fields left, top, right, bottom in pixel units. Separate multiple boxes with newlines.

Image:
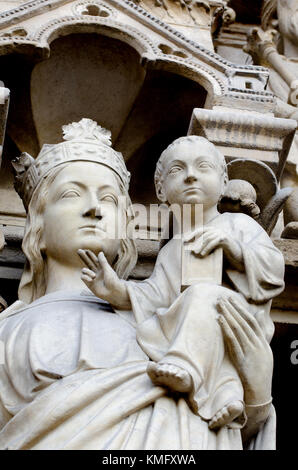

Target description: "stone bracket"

left=188, top=108, right=297, bottom=182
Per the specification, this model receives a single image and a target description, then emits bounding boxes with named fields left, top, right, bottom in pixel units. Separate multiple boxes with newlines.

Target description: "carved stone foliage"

left=130, top=0, right=234, bottom=30
left=128, top=0, right=236, bottom=50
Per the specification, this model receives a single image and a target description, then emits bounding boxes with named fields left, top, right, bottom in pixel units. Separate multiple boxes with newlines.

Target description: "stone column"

left=0, top=83, right=9, bottom=165
left=0, top=83, right=9, bottom=310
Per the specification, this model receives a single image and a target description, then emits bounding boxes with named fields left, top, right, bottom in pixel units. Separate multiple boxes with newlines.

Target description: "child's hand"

left=183, top=226, right=244, bottom=271
left=78, top=249, right=131, bottom=309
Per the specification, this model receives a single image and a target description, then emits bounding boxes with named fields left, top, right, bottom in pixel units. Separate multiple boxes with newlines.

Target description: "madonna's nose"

left=83, top=205, right=103, bottom=219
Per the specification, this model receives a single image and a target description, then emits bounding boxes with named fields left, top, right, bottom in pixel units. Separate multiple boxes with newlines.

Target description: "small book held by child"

left=181, top=241, right=223, bottom=291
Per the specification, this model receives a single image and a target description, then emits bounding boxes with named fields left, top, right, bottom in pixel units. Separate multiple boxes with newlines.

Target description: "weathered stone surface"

left=282, top=222, right=298, bottom=239
left=273, top=238, right=298, bottom=268
left=272, top=239, right=298, bottom=317
left=131, top=0, right=235, bottom=50
left=30, top=34, right=146, bottom=147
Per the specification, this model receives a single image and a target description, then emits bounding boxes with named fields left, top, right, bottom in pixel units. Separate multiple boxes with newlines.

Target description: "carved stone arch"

left=33, top=16, right=157, bottom=62
left=147, top=57, right=225, bottom=99
left=0, top=9, right=227, bottom=103
left=31, top=15, right=225, bottom=100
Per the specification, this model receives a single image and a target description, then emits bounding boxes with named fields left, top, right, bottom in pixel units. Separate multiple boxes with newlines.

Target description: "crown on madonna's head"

left=12, top=118, right=130, bottom=210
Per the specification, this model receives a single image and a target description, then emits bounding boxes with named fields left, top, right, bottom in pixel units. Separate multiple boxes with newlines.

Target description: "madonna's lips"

left=79, top=225, right=106, bottom=232
left=183, top=187, right=202, bottom=193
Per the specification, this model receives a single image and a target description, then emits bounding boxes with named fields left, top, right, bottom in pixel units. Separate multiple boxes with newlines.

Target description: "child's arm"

left=184, top=226, right=244, bottom=272
left=78, top=249, right=131, bottom=310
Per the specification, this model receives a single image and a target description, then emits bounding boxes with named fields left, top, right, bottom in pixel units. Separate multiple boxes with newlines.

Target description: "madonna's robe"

left=0, top=288, right=274, bottom=449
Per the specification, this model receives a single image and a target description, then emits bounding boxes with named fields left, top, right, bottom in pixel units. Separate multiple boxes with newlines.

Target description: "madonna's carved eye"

left=100, top=194, right=118, bottom=205
left=61, top=189, right=81, bottom=198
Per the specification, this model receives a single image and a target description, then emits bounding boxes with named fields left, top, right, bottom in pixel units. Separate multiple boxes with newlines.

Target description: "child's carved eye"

left=197, top=162, right=212, bottom=169
left=169, top=166, right=182, bottom=175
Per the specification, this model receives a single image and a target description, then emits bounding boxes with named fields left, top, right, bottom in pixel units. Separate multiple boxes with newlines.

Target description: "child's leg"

left=209, top=401, right=244, bottom=430
left=147, top=361, right=193, bottom=393
left=147, top=284, right=228, bottom=394
left=204, top=355, right=245, bottom=429
left=145, top=284, right=245, bottom=428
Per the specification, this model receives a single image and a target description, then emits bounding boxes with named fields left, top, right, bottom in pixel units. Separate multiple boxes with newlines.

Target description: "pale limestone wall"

left=0, top=1, right=26, bottom=14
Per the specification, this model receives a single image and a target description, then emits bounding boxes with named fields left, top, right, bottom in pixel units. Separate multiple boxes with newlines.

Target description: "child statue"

left=79, top=136, right=284, bottom=431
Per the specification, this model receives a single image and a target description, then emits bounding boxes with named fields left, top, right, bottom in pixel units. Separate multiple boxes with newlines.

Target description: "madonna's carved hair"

left=261, top=0, right=277, bottom=30
left=154, top=136, right=227, bottom=201
left=19, top=162, right=137, bottom=304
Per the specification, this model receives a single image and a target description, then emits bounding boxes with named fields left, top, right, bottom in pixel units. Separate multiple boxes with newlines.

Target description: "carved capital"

left=245, top=27, right=279, bottom=66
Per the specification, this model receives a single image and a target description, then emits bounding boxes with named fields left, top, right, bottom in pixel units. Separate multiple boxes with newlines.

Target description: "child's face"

left=158, top=141, right=227, bottom=210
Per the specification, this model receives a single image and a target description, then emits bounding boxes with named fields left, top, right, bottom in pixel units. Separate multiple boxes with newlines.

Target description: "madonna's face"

left=42, top=162, right=123, bottom=266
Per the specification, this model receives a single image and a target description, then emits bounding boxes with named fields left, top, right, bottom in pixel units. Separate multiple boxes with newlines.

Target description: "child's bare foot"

left=208, top=400, right=244, bottom=430
left=147, top=362, right=193, bottom=393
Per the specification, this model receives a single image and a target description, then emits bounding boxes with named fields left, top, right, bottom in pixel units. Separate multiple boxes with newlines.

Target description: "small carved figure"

left=219, top=179, right=260, bottom=219
left=80, top=135, right=284, bottom=431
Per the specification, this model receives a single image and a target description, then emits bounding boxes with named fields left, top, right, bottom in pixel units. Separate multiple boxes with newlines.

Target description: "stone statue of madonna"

left=0, top=119, right=276, bottom=450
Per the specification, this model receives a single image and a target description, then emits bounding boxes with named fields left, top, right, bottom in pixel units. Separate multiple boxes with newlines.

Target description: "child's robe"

left=127, top=212, right=285, bottom=424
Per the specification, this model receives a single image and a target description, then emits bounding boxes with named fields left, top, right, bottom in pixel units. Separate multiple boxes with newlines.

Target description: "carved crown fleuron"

left=12, top=118, right=131, bottom=209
